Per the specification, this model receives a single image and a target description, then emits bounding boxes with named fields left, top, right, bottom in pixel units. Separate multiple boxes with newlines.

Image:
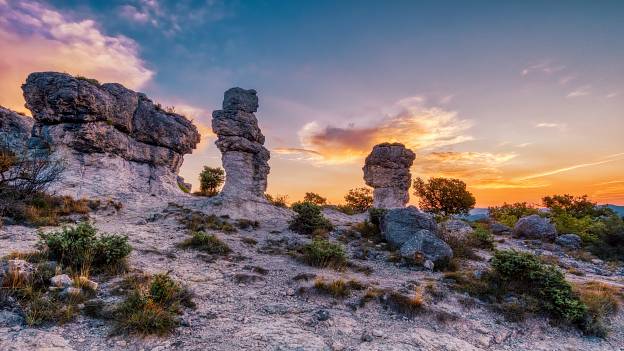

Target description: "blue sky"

left=1, top=0, right=623, bottom=205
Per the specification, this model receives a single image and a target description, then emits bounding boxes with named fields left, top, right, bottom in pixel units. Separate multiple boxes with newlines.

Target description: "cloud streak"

left=286, top=97, right=473, bottom=164
left=518, top=153, right=624, bottom=181
left=0, top=0, right=153, bottom=113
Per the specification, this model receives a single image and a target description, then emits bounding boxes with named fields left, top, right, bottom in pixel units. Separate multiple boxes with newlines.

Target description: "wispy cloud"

left=606, top=92, right=619, bottom=99
left=567, top=85, right=591, bottom=98
left=0, top=0, right=153, bottom=113
left=281, top=97, right=473, bottom=164
left=516, top=142, right=532, bottom=148
left=518, top=153, right=624, bottom=181
left=415, top=151, right=516, bottom=179
left=558, top=75, right=576, bottom=85
left=535, top=122, right=563, bottom=128
left=522, top=61, right=566, bottom=76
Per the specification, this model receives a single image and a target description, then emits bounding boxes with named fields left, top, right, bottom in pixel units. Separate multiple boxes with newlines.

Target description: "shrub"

left=301, top=238, right=347, bottom=269
left=343, top=187, right=373, bottom=213
left=114, top=273, right=194, bottom=335
left=38, top=222, right=131, bottom=271
left=266, top=193, right=288, bottom=207
left=181, top=211, right=236, bottom=233
left=289, top=201, right=333, bottom=235
left=586, top=214, right=624, bottom=261
left=574, top=281, right=621, bottom=337
left=488, top=202, right=539, bottom=227
left=413, top=177, right=475, bottom=216
left=542, top=194, right=614, bottom=218
left=303, top=192, right=327, bottom=205
left=314, top=278, right=364, bottom=298
left=198, top=166, right=225, bottom=196
left=236, top=219, right=259, bottom=230
left=550, top=213, right=596, bottom=241
left=178, top=231, right=231, bottom=255
left=470, top=223, right=494, bottom=250
left=491, top=250, right=587, bottom=324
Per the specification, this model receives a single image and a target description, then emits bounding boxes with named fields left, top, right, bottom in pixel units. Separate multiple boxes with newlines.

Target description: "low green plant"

left=181, top=211, right=236, bottom=233
left=266, top=193, right=288, bottom=207
left=289, top=201, right=333, bottom=235
left=470, top=223, right=495, bottom=250
left=38, top=222, right=131, bottom=271
left=301, top=238, right=347, bottom=269
left=178, top=231, right=231, bottom=255
left=113, top=273, right=194, bottom=335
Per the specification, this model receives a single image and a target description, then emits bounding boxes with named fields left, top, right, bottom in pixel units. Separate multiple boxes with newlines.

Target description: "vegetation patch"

left=113, top=273, right=195, bottom=335
left=301, top=238, right=347, bottom=269
left=178, top=231, right=231, bottom=255
left=289, top=201, right=333, bottom=235
left=180, top=210, right=236, bottom=233
left=38, top=222, right=131, bottom=273
left=488, top=202, right=539, bottom=227
left=313, top=277, right=366, bottom=298
left=197, top=166, right=224, bottom=197
left=265, top=193, right=288, bottom=208
left=384, top=290, right=424, bottom=316
left=574, top=281, right=622, bottom=337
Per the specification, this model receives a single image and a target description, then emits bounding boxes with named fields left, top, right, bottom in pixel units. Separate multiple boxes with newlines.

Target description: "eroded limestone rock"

left=20, top=72, right=200, bottom=198
left=212, top=88, right=269, bottom=200
left=363, top=142, right=415, bottom=208
left=0, top=106, right=33, bottom=150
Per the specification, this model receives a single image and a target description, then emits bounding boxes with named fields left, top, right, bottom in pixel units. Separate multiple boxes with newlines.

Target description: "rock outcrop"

left=555, top=233, right=582, bottom=249
left=0, top=106, right=33, bottom=151
left=438, top=219, right=474, bottom=243
left=512, top=214, right=557, bottom=240
left=363, top=143, right=415, bottom=209
left=21, top=72, right=200, bottom=198
left=212, top=88, right=270, bottom=201
left=399, top=229, right=453, bottom=267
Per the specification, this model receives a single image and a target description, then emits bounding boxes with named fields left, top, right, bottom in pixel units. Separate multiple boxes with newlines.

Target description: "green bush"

left=343, top=187, right=373, bottom=213
left=301, top=238, right=347, bottom=269
left=488, top=202, right=539, bottom=227
left=491, top=250, right=587, bottom=324
left=413, top=177, right=475, bottom=216
left=38, top=222, right=131, bottom=271
left=289, top=201, right=333, bottom=235
left=198, top=166, right=225, bottom=197
left=586, top=215, right=624, bottom=261
left=470, top=223, right=494, bottom=250
left=303, top=192, right=327, bottom=205
left=542, top=194, right=614, bottom=218
left=178, top=231, right=231, bottom=255
left=114, top=273, right=194, bottom=335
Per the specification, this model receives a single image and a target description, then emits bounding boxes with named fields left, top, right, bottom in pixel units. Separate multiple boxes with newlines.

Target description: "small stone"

left=423, top=260, right=434, bottom=271
left=361, top=332, right=373, bottom=342
left=50, top=274, right=73, bottom=288
left=63, top=287, right=82, bottom=297
left=315, top=309, right=330, bottom=321
left=372, top=329, right=384, bottom=337
left=286, top=288, right=295, bottom=296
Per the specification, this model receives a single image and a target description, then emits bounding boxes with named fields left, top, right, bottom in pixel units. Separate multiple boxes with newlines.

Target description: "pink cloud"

left=0, top=0, right=153, bottom=113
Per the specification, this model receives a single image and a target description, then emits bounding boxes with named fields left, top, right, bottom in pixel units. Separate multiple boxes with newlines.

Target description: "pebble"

left=315, top=309, right=330, bottom=321
left=286, top=288, right=295, bottom=296
left=372, top=329, right=384, bottom=337
left=361, top=332, right=373, bottom=342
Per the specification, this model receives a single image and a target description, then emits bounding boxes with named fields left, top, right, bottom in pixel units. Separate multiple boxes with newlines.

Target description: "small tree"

left=343, top=187, right=373, bottom=213
left=289, top=201, right=333, bottom=235
left=199, top=166, right=225, bottom=197
left=304, top=192, right=327, bottom=205
left=542, top=194, right=612, bottom=218
left=413, top=177, right=475, bottom=216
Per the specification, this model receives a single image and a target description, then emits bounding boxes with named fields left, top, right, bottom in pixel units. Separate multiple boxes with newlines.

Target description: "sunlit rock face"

left=0, top=106, right=33, bottom=150
left=21, top=72, right=200, bottom=198
left=363, top=142, right=415, bottom=209
left=212, top=88, right=270, bottom=201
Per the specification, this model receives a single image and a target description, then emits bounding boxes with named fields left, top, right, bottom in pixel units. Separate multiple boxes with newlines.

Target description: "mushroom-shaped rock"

left=363, top=142, right=415, bottom=209
left=212, top=87, right=270, bottom=200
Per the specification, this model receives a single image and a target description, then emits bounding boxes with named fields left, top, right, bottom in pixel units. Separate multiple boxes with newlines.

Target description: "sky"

left=0, top=0, right=623, bottom=206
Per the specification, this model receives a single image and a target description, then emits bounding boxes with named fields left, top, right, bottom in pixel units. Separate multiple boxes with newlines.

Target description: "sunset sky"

left=0, top=0, right=622, bottom=206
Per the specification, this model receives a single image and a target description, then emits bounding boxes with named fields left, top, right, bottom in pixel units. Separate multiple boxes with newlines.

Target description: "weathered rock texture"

left=21, top=72, right=200, bottom=198
left=512, top=214, right=557, bottom=240
left=0, top=106, right=33, bottom=151
left=363, top=142, right=415, bottom=209
left=212, top=88, right=269, bottom=200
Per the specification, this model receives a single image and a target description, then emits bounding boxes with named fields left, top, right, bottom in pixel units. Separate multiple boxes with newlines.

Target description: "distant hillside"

left=607, top=204, right=624, bottom=217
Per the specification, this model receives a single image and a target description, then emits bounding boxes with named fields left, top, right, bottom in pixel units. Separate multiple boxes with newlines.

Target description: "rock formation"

left=21, top=72, right=200, bottom=198
left=0, top=106, right=33, bottom=151
left=512, top=214, right=557, bottom=240
left=212, top=88, right=270, bottom=201
left=363, top=142, right=415, bottom=209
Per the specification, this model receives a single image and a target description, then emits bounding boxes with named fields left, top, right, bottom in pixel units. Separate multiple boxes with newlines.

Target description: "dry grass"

left=313, top=277, right=366, bottom=298
left=574, top=281, right=622, bottom=336
left=385, top=290, right=424, bottom=316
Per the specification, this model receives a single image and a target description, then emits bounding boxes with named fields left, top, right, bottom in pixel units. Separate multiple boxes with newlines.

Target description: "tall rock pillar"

left=212, top=88, right=270, bottom=200
left=363, top=142, right=415, bottom=209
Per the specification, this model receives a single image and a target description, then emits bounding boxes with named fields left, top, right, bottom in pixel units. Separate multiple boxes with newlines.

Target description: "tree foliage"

left=343, top=187, right=373, bottom=213
left=413, top=177, right=475, bottom=216
left=542, top=194, right=614, bottom=218
left=198, top=166, right=225, bottom=196
left=303, top=192, right=327, bottom=205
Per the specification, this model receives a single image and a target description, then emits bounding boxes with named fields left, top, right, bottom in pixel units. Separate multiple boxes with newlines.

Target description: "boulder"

left=490, top=222, right=512, bottom=235
left=20, top=72, right=200, bottom=198
left=438, top=219, right=474, bottom=242
left=212, top=88, right=270, bottom=200
left=380, top=206, right=437, bottom=248
left=399, top=229, right=453, bottom=266
left=555, top=234, right=582, bottom=250
left=50, top=274, right=73, bottom=288
left=363, top=143, right=415, bottom=208
left=512, top=214, right=557, bottom=240
left=0, top=106, right=33, bottom=150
